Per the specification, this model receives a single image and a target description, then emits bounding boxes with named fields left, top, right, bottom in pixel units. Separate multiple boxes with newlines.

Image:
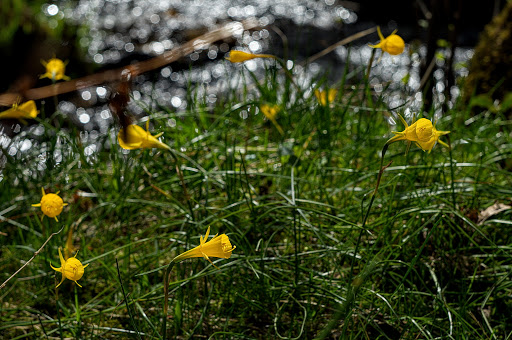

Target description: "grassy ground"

left=1, top=54, right=512, bottom=339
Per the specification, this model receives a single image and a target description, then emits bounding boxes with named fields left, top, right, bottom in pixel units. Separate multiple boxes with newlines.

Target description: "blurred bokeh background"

left=0, top=0, right=509, bottom=158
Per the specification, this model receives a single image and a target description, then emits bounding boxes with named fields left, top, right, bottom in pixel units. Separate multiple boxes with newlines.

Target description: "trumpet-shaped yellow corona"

left=416, top=125, right=450, bottom=153
left=32, top=188, right=68, bottom=221
left=173, top=226, right=235, bottom=268
left=0, top=100, right=39, bottom=124
left=369, top=26, right=405, bottom=56
left=225, top=50, right=276, bottom=63
left=118, top=120, right=170, bottom=150
left=40, top=58, right=71, bottom=81
left=50, top=247, right=89, bottom=288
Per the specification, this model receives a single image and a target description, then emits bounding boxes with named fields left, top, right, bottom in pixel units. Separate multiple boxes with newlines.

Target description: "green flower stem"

left=447, top=135, right=456, bottom=209
left=162, top=260, right=176, bottom=340
left=329, top=145, right=391, bottom=339
left=56, top=287, right=63, bottom=340
left=74, top=284, right=80, bottom=335
left=115, top=258, right=142, bottom=340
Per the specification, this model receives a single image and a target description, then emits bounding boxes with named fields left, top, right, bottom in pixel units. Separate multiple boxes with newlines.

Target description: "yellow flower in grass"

left=173, top=226, right=235, bottom=268
left=50, top=247, right=89, bottom=288
left=387, top=115, right=433, bottom=143
left=32, top=188, right=68, bottom=221
left=416, top=124, right=450, bottom=153
left=314, top=89, right=337, bottom=106
left=225, top=50, right=276, bottom=63
left=118, top=120, right=170, bottom=150
left=0, top=100, right=39, bottom=124
left=260, top=104, right=284, bottom=135
left=369, top=26, right=405, bottom=56
left=40, top=58, right=71, bottom=81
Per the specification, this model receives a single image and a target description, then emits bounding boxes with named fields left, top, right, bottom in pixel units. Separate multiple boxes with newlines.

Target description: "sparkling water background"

left=1, top=0, right=474, bottom=173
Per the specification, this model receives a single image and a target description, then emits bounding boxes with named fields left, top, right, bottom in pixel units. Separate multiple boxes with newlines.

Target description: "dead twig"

left=0, top=225, right=64, bottom=290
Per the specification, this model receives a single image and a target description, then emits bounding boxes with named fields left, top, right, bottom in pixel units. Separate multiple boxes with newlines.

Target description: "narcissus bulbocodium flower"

left=0, top=100, right=39, bottom=124
left=118, top=120, right=170, bottom=150
left=416, top=124, right=450, bottom=153
left=314, top=89, right=337, bottom=106
left=40, top=58, right=71, bottom=81
left=32, top=187, right=68, bottom=221
left=173, top=226, right=235, bottom=268
left=225, top=50, right=276, bottom=63
left=260, top=104, right=284, bottom=135
left=50, top=247, right=89, bottom=288
left=369, top=26, right=405, bottom=56
left=388, top=115, right=432, bottom=143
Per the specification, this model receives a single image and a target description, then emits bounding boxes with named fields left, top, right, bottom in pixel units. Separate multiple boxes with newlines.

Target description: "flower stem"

left=74, top=284, right=80, bottom=326
left=162, top=260, right=176, bottom=340
left=447, top=135, right=456, bottom=209
left=56, top=287, right=63, bottom=340
left=115, top=258, right=142, bottom=340
left=350, top=145, right=391, bottom=296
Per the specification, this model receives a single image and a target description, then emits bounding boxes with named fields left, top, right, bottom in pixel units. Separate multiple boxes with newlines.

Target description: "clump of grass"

left=1, top=30, right=512, bottom=340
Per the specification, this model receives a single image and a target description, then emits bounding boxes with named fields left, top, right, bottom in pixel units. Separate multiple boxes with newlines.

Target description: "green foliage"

left=0, top=56, right=511, bottom=340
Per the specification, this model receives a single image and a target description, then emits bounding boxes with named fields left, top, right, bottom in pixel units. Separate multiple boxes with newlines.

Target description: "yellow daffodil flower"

left=0, top=100, right=39, bottom=124
left=173, top=226, right=235, bottom=268
left=260, top=104, right=284, bottom=135
left=225, top=50, right=276, bottom=63
left=32, top=187, right=68, bottom=221
left=40, top=58, right=71, bottom=81
left=118, top=120, right=170, bottom=150
left=416, top=124, right=450, bottom=153
left=314, top=89, right=337, bottom=106
left=369, top=26, right=405, bottom=56
left=50, top=247, right=89, bottom=288
left=387, top=115, right=433, bottom=144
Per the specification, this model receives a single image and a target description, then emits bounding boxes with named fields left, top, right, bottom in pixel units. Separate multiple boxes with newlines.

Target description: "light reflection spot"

left=245, top=60, right=257, bottom=71
left=100, top=109, right=111, bottom=119
left=84, top=145, right=96, bottom=156
left=81, top=91, right=92, bottom=101
left=161, top=67, right=171, bottom=77
left=150, top=14, right=160, bottom=24
left=79, top=113, right=91, bottom=124
left=132, top=7, right=142, bottom=16
left=190, top=52, right=199, bottom=61
left=171, top=97, right=182, bottom=108
left=207, top=50, right=218, bottom=59
left=152, top=41, right=164, bottom=54
left=47, top=4, right=59, bottom=16
left=93, top=53, right=104, bottom=63
left=125, top=43, right=135, bottom=52
left=248, top=41, right=261, bottom=53
left=96, top=87, right=107, bottom=97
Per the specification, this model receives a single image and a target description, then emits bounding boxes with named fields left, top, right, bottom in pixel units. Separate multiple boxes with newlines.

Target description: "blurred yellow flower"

left=32, top=187, right=68, bottom=222
left=0, top=100, right=39, bottom=124
left=40, top=58, right=71, bottom=81
left=118, top=120, right=170, bottom=150
left=260, top=104, right=284, bottom=135
left=173, top=226, right=235, bottom=268
left=225, top=50, right=275, bottom=63
left=416, top=124, right=450, bottom=153
left=314, top=89, right=337, bottom=106
left=50, top=247, right=89, bottom=288
left=369, top=26, right=405, bottom=56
